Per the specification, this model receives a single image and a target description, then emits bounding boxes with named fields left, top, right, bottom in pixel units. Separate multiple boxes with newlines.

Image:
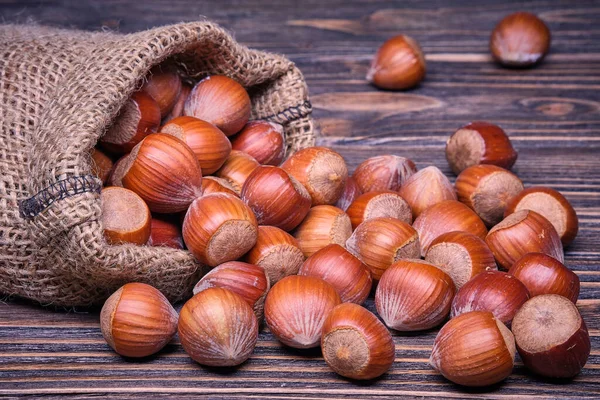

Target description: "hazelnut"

left=201, top=176, right=239, bottom=197
left=512, top=294, right=590, bottom=378
left=107, top=154, right=130, bottom=187
left=450, top=271, right=530, bottom=326
left=293, top=205, right=352, bottom=257
left=241, top=165, right=311, bottom=232
left=367, top=35, right=426, bottom=90
left=505, top=186, right=578, bottom=246
left=456, top=164, right=524, bottom=226
left=321, top=303, right=395, bottom=380
left=231, top=121, right=286, bottom=166
left=101, top=187, right=151, bottom=245
left=141, top=67, right=182, bottom=118
left=100, top=91, right=161, bottom=155
left=375, top=259, right=455, bottom=331
left=398, top=166, right=456, bottom=217
left=334, top=176, right=362, bottom=212
left=182, top=193, right=258, bottom=267
left=346, top=217, right=420, bottom=281
left=352, top=155, right=416, bottom=193
left=121, top=133, right=202, bottom=213
left=445, top=121, right=518, bottom=175
left=346, top=191, right=412, bottom=229
left=264, top=275, right=341, bottom=349
left=299, top=244, right=372, bottom=305
left=193, top=261, right=270, bottom=321
left=245, top=225, right=305, bottom=284
left=486, top=210, right=564, bottom=270
left=178, top=287, right=258, bottom=367
left=160, top=116, right=231, bottom=175
left=412, top=200, right=488, bottom=255
left=148, top=215, right=184, bottom=249
left=184, top=75, right=251, bottom=136
left=100, top=283, right=178, bottom=358
left=281, top=147, right=348, bottom=206
left=163, top=83, right=191, bottom=123
left=509, top=253, right=580, bottom=303
left=490, top=12, right=551, bottom=67
left=90, top=148, right=114, bottom=185
left=424, top=231, right=497, bottom=289
left=215, top=150, right=260, bottom=194
left=430, top=311, right=515, bottom=386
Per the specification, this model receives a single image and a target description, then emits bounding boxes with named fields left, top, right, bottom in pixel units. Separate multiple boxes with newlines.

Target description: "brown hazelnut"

left=399, top=166, right=456, bottom=217
left=141, top=67, right=182, bottom=118
left=215, top=150, right=260, bottom=194
left=293, top=205, right=352, bottom=257
left=148, top=215, right=184, bottom=249
left=101, top=187, right=151, bottom=245
left=334, top=176, right=362, bottom=211
left=352, top=155, right=416, bottom=193
left=231, top=121, right=286, bottom=166
left=346, top=191, right=412, bottom=229
left=90, top=148, right=114, bottom=185
left=367, top=35, right=426, bottom=90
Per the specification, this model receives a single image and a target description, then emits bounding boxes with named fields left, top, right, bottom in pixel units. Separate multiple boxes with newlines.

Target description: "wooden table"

left=1, top=0, right=599, bottom=398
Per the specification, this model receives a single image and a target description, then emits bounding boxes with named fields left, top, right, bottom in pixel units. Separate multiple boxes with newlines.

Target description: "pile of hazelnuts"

left=93, top=11, right=589, bottom=388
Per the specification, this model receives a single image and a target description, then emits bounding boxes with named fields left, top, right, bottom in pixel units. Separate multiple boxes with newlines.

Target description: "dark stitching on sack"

left=265, top=100, right=312, bottom=123
left=19, top=175, right=102, bottom=219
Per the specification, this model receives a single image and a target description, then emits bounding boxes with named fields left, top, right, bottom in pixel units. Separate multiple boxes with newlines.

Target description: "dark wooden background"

left=1, top=0, right=600, bottom=398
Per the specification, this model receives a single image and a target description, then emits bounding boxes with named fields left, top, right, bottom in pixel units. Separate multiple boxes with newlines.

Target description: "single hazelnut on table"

left=321, top=303, right=395, bottom=380
left=101, top=187, right=151, bottom=245
left=399, top=166, right=456, bottom=218
left=90, top=148, right=114, bottom=184
left=178, top=287, right=258, bottom=367
left=121, top=133, right=202, bottom=213
left=445, top=121, right=518, bottom=175
left=509, top=253, right=580, bottom=303
left=512, top=294, right=590, bottom=378
left=163, top=83, right=191, bottom=123
left=107, top=154, right=130, bottom=187
left=430, top=311, right=515, bottom=386
left=244, top=225, right=305, bottom=284
left=241, top=165, right=311, bottom=232
left=505, top=186, right=579, bottom=246
left=485, top=209, right=564, bottom=270
left=184, top=75, right=251, bottom=136
left=182, top=193, right=258, bottom=267
left=346, top=217, right=420, bottom=281
left=490, top=12, right=551, bottom=67
left=293, top=205, right=352, bottom=257
left=231, top=121, right=286, bottom=166
left=412, top=200, right=488, bottom=255
left=375, top=259, right=455, bottom=331
left=450, top=270, right=530, bottom=326
left=281, top=146, right=348, bottom=206
left=160, top=116, right=231, bottom=175
left=346, top=190, right=412, bottom=229
left=193, top=261, right=270, bottom=321
left=201, top=176, right=239, bottom=197
left=299, top=244, right=372, bottom=305
left=148, top=215, right=184, bottom=249
left=335, top=176, right=362, bottom=212
left=100, top=91, right=161, bottom=155
left=425, top=231, right=497, bottom=289
left=352, top=155, right=416, bottom=193
left=456, top=164, right=524, bottom=226
left=141, top=67, right=182, bottom=118
left=367, top=35, right=426, bottom=90
left=215, top=150, right=260, bottom=194
left=264, top=275, right=341, bottom=349
left=100, top=283, right=178, bottom=358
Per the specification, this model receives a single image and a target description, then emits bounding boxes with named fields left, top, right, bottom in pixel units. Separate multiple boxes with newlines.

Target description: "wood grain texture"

left=1, top=0, right=599, bottom=398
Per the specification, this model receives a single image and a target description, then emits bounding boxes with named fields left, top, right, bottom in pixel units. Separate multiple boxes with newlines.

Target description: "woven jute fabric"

left=0, top=21, right=315, bottom=307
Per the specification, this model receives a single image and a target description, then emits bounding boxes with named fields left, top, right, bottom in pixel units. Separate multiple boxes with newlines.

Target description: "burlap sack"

left=0, top=21, right=315, bottom=307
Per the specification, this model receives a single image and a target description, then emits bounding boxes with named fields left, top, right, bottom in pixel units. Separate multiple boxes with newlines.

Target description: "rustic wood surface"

left=1, top=0, right=600, bottom=398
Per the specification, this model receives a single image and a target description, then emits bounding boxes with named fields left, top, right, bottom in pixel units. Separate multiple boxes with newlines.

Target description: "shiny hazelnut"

left=101, top=187, right=151, bottom=245
left=509, top=253, right=580, bottom=303
left=215, top=150, right=260, bottom=194
left=299, top=244, right=372, bottom=304
left=293, top=205, right=352, bottom=257
left=201, top=176, right=239, bottom=197
left=430, top=311, right=515, bottom=386
left=486, top=210, right=564, bottom=270
left=231, top=121, right=286, bottom=166
left=446, top=121, right=518, bottom=175
left=321, top=303, right=395, bottom=380
left=90, top=148, right=114, bottom=185
left=182, top=193, right=258, bottom=267
left=163, top=83, right=191, bottom=123
left=505, top=186, right=578, bottom=246
left=346, top=217, right=420, bottom=281
left=264, top=275, right=341, bottom=349
left=346, top=191, right=412, bottom=229
left=148, top=215, right=184, bottom=249
left=512, top=294, right=590, bottom=378
left=456, top=164, right=523, bottom=226
left=107, top=154, right=130, bottom=187
left=100, top=283, right=178, bottom=358
left=178, top=287, right=258, bottom=366
left=335, top=176, right=362, bottom=211
left=425, top=231, right=497, bottom=289
left=367, top=35, right=426, bottom=90
left=399, top=166, right=456, bottom=217
left=352, top=155, right=416, bottom=193
left=141, top=67, right=182, bottom=118
left=375, top=259, right=455, bottom=331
